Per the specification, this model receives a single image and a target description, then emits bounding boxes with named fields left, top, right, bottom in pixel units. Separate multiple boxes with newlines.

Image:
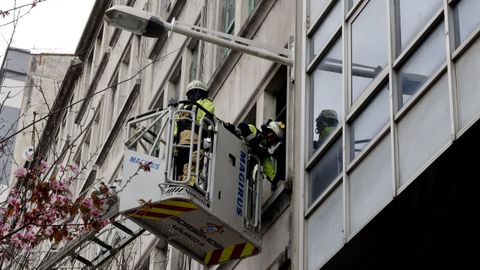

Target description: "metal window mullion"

left=306, top=0, right=338, bottom=37
left=301, top=1, right=312, bottom=269
left=451, top=24, right=480, bottom=60
left=342, top=0, right=351, bottom=242
left=387, top=0, right=401, bottom=197
left=444, top=0, right=459, bottom=141
left=392, top=6, right=444, bottom=69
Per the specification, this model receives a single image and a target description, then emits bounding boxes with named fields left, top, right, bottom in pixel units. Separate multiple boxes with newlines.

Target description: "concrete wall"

left=40, top=0, right=296, bottom=268
left=9, top=53, right=73, bottom=184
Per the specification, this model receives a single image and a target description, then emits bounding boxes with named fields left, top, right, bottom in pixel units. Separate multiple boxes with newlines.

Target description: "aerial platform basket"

left=118, top=102, right=262, bottom=266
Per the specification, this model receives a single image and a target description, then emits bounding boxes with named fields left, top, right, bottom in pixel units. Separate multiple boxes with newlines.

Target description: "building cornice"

left=75, top=0, right=113, bottom=61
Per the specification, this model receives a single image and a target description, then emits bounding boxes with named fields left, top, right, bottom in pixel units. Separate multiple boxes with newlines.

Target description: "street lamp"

left=104, top=5, right=293, bottom=67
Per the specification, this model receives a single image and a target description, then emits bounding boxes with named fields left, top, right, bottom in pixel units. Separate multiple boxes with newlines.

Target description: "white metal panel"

left=348, top=134, right=393, bottom=236
left=210, top=124, right=249, bottom=235
left=455, top=39, right=480, bottom=131
left=119, top=150, right=165, bottom=212
left=398, top=75, right=450, bottom=189
left=307, top=184, right=343, bottom=270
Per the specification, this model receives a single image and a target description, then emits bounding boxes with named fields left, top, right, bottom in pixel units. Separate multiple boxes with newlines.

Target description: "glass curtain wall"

left=304, top=0, right=480, bottom=269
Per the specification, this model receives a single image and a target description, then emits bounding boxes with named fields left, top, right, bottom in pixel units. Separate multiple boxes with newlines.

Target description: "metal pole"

left=158, top=19, right=294, bottom=67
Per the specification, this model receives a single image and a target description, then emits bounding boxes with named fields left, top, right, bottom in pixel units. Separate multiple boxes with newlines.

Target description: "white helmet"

left=265, top=120, right=285, bottom=140
left=186, top=80, right=208, bottom=96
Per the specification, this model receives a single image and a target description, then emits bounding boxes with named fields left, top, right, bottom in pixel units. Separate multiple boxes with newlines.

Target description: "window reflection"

left=350, top=85, right=389, bottom=160
left=398, top=23, right=445, bottom=107
left=351, top=0, right=388, bottom=103
left=311, top=39, right=343, bottom=155
left=310, top=0, right=330, bottom=23
left=310, top=1, right=342, bottom=61
left=453, top=0, right=480, bottom=48
left=309, top=139, right=343, bottom=206
left=395, top=0, right=442, bottom=54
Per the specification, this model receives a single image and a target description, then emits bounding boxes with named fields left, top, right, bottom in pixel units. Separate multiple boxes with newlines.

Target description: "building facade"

left=0, top=47, right=31, bottom=187
left=300, top=0, right=480, bottom=269
left=14, top=0, right=480, bottom=269
left=30, top=0, right=295, bottom=269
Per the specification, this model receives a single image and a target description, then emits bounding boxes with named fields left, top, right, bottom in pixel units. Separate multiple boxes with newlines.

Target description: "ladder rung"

left=72, top=254, right=92, bottom=266
left=92, top=237, right=113, bottom=250
left=112, top=221, right=134, bottom=235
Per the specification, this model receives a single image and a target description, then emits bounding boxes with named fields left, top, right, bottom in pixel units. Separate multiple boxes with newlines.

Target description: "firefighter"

left=174, top=80, right=215, bottom=187
left=237, top=119, right=285, bottom=191
left=313, top=109, right=338, bottom=151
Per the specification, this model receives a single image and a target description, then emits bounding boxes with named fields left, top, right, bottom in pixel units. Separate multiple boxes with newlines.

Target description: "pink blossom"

left=9, top=188, right=20, bottom=196
left=14, top=167, right=27, bottom=178
left=50, top=180, right=61, bottom=190
left=58, top=164, right=66, bottom=172
left=70, top=163, right=79, bottom=174
left=40, top=160, right=50, bottom=173
left=44, top=227, right=53, bottom=236
left=24, top=231, right=36, bottom=242
left=8, top=197, right=21, bottom=208
left=57, top=194, right=67, bottom=204
left=82, top=198, right=94, bottom=208
left=0, top=225, right=7, bottom=236
left=58, top=180, right=67, bottom=190
left=100, top=219, right=110, bottom=227
left=91, top=208, right=102, bottom=217
left=11, top=234, right=22, bottom=246
left=98, top=199, right=106, bottom=208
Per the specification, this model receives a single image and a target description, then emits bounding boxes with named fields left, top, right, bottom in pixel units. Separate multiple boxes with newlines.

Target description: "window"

left=397, top=22, right=446, bottom=107
left=348, top=0, right=361, bottom=11
left=72, top=151, right=82, bottom=195
left=225, top=0, right=235, bottom=34
left=92, top=104, right=102, bottom=151
left=118, top=46, right=130, bottom=110
left=248, top=0, right=260, bottom=14
left=169, top=63, right=182, bottom=101
left=84, top=53, right=93, bottom=94
left=310, top=39, right=343, bottom=155
left=164, top=0, right=172, bottom=11
left=273, top=75, right=287, bottom=182
left=309, top=1, right=342, bottom=61
left=395, top=0, right=443, bottom=54
left=82, top=129, right=92, bottom=163
left=349, top=85, right=389, bottom=160
left=351, top=0, right=388, bottom=104
left=257, top=67, right=288, bottom=189
left=309, top=0, right=330, bottom=23
left=453, top=0, right=480, bottom=48
left=93, top=27, right=104, bottom=69
left=219, top=0, right=236, bottom=57
left=189, top=42, right=200, bottom=82
left=308, top=138, right=342, bottom=206
left=107, top=74, right=119, bottom=129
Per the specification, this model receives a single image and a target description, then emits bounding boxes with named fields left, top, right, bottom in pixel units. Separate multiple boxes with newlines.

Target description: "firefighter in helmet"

left=174, top=79, right=215, bottom=187
left=237, top=119, right=285, bottom=190
left=313, top=109, right=338, bottom=151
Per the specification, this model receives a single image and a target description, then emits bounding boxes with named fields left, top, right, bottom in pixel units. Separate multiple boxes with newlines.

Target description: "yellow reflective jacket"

left=173, top=98, right=215, bottom=137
